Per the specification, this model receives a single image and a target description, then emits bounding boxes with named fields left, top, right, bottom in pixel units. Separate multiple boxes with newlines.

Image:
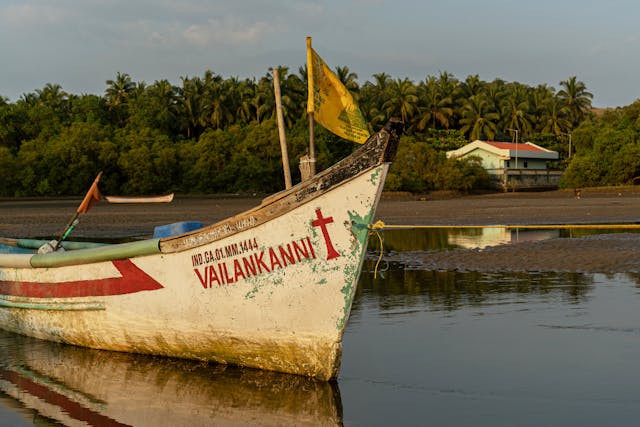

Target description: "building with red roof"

left=447, top=140, right=562, bottom=190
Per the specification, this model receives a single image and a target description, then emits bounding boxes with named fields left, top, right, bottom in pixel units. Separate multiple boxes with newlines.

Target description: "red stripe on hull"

left=0, top=260, right=163, bottom=298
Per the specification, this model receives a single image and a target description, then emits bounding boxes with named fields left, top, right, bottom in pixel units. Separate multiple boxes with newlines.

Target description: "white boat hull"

left=0, top=120, right=401, bottom=379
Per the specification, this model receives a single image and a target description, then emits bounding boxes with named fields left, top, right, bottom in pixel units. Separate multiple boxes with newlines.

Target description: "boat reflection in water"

left=0, top=331, right=342, bottom=426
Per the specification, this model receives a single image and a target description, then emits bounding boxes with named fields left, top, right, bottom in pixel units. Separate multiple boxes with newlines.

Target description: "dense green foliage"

left=560, top=101, right=640, bottom=187
left=0, top=69, right=598, bottom=196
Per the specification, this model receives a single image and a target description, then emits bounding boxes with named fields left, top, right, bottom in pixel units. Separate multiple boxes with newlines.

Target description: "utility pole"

left=562, top=132, right=572, bottom=158
left=507, top=128, right=519, bottom=168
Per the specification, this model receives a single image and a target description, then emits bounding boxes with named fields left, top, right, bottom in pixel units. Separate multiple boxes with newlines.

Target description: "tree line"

left=0, top=66, right=612, bottom=197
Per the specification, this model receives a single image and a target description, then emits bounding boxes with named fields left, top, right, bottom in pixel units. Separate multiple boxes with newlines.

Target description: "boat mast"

left=272, top=67, right=293, bottom=189
left=306, top=36, right=317, bottom=177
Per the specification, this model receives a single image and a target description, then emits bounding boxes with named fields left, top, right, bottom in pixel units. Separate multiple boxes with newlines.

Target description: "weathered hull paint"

left=0, top=120, right=402, bottom=380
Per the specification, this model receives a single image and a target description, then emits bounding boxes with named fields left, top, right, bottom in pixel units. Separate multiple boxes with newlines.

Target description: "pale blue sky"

left=1, top=0, right=638, bottom=107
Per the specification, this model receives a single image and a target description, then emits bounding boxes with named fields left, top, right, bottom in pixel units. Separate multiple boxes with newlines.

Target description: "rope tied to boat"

left=368, top=220, right=387, bottom=279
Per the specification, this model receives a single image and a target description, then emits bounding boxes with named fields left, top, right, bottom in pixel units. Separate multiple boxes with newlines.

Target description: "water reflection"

left=377, top=227, right=640, bottom=252
left=0, top=332, right=342, bottom=427
left=360, top=228, right=640, bottom=313
left=356, top=262, right=593, bottom=312
left=447, top=228, right=559, bottom=249
left=342, top=270, right=640, bottom=426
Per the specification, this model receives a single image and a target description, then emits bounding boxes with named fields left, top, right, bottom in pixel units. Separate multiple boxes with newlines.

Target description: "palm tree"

left=177, top=76, right=205, bottom=138
left=382, top=78, right=418, bottom=124
left=457, top=74, right=485, bottom=100
left=105, top=72, right=135, bottom=110
left=484, top=79, right=507, bottom=118
left=104, top=72, right=135, bottom=127
left=459, top=94, right=499, bottom=141
left=234, top=78, right=258, bottom=125
left=371, top=72, right=392, bottom=97
left=145, top=79, right=179, bottom=132
left=35, top=83, right=68, bottom=108
left=416, top=75, right=453, bottom=130
left=500, top=84, right=532, bottom=138
left=200, top=70, right=231, bottom=130
left=528, top=84, right=555, bottom=133
left=281, top=70, right=306, bottom=124
left=334, top=66, right=360, bottom=93
left=557, top=76, right=593, bottom=128
left=359, top=72, right=392, bottom=128
left=437, top=71, right=460, bottom=126
left=297, top=65, right=310, bottom=114
left=254, top=74, right=275, bottom=123
left=540, top=96, right=570, bottom=136
left=270, top=66, right=304, bottom=127
left=35, top=83, right=70, bottom=122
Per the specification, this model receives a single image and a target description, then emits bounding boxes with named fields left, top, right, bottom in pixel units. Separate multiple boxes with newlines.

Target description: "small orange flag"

left=77, top=172, right=103, bottom=214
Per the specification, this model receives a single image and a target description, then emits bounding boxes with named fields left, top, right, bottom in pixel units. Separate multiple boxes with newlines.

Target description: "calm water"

left=2, top=229, right=640, bottom=426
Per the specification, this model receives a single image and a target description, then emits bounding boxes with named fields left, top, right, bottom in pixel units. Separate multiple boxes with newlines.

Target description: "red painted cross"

left=311, top=208, right=340, bottom=260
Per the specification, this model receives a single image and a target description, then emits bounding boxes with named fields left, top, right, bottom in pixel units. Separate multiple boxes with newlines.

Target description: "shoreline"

left=1, top=187, right=640, bottom=238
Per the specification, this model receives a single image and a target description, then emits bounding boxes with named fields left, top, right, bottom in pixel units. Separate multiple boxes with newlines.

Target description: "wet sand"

left=2, top=187, right=640, bottom=273
left=376, top=187, right=640, bottom=226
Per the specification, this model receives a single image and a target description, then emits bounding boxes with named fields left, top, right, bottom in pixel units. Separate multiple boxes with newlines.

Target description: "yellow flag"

left=306, top=37, right=370, bottom=144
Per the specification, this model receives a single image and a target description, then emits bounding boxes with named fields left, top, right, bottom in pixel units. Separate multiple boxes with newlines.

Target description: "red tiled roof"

left=484, top=141, right=546, bottom=152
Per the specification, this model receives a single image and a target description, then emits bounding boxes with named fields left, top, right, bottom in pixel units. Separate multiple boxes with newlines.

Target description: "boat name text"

left=193, top=237, right=316, bottom=288
left=191, top=208, right=341, bottom=288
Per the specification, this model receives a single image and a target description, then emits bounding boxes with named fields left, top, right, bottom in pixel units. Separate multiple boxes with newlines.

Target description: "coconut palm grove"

left=0, top=67, right=638, bottom=197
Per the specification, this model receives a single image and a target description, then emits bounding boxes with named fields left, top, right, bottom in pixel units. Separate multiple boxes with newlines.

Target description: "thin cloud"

left=182, top=17, right=279, bottom=47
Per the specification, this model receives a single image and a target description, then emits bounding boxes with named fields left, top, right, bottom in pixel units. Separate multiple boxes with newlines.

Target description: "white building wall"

left=466, top=148, right=502, bottom=170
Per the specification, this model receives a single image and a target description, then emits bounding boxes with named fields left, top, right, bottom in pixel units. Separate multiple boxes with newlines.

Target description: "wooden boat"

left=0, top=331, right=342, bottom=426
left=0, top=119, right=402, bottom=380
left=105, top=193, right=174, bottom=203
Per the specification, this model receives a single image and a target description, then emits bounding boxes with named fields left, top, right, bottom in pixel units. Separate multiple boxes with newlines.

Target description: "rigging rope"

left=368, top=220, right=387, bottom=279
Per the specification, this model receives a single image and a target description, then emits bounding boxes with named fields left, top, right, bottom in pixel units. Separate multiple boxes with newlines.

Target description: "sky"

left=1, top=0, right=639, bottom=108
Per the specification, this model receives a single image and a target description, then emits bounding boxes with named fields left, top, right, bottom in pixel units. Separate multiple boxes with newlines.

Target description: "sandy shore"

left=2, top=188, right=640, bottom=273
left=376, top=187, right=640, bottom=226
left=2, top=187, right=640, bottom=238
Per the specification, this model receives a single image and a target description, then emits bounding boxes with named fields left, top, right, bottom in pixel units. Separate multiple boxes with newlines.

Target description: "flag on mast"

left=45, top=171, right=104, bottom=252
left=77, top=171, right=103, bottom=214
left=306, top=37, right=370, bottom=144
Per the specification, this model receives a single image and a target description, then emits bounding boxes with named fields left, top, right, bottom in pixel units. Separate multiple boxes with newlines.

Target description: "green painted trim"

left=30, top=239, right=161, bottom=268
left=336, top=166, right=385, bottom=330
left=338, top=209, right=374, bottom=331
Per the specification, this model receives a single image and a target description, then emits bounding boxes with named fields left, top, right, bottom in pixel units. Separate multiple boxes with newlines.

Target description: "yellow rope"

left=370, top=220, right=387, bottom=230
left=368, top=220, right=387, bottom=279
left=375, top=223, right=640, bottom=229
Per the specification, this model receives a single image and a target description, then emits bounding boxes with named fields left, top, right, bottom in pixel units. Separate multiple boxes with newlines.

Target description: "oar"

left=42, top=172, right=103, bottom=253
